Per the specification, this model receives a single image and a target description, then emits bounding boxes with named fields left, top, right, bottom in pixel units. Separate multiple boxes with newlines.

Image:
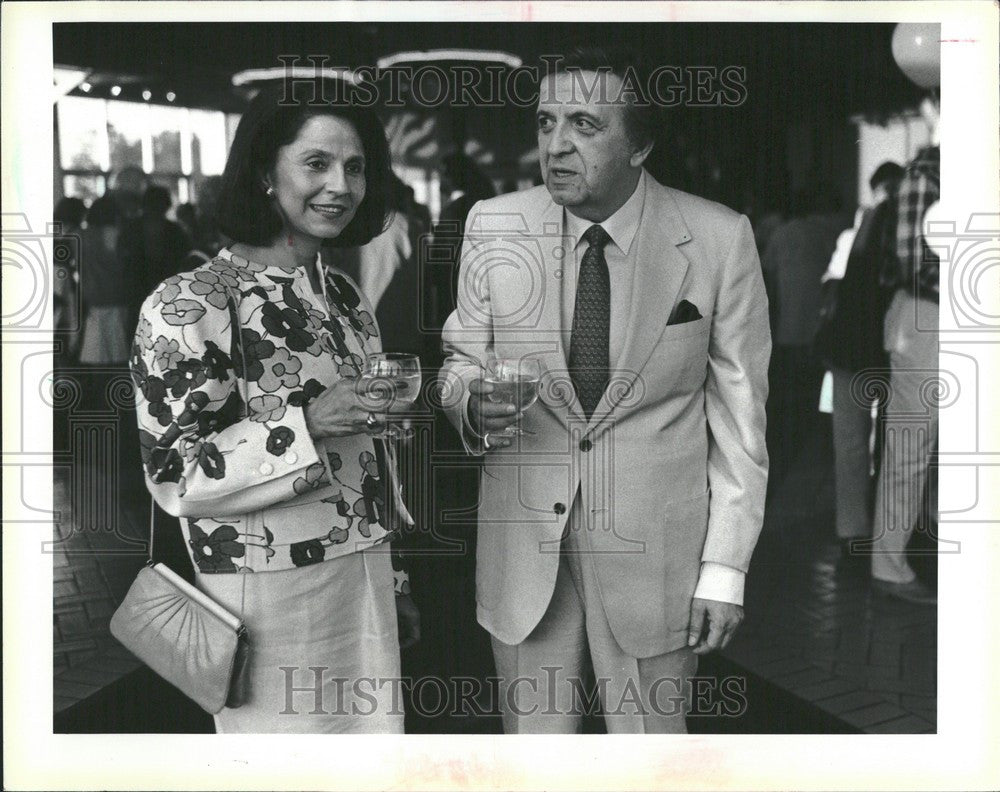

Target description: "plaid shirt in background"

left=881, top=145, right=940, bottom=302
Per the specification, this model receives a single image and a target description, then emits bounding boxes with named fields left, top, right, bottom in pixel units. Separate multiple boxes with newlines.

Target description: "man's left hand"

left=687, top=597, right=744, bottom=655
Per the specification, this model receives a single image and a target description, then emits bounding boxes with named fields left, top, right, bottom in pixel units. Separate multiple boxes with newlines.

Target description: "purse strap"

left=144, top=283, right=251, bottom=621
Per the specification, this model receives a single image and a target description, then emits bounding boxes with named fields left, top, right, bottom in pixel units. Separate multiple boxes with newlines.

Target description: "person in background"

left=326, top=173, right=424, bottom=358
left=814, top=161, right=903, bottom=565
left=869, top=94, right=940, bottom=605
left=761, top=185, right=846, bottom=480
left=175, top=203, right=201, bottom=254
left=401, top=180, right=431, bottom=244
left=196, top=176, right=228, bottom=250
left=175, top=176, right=231, bottom=269
left=108, top=165, right=148, bottom=223
left=752, top=205, right=785, bottom=263
left=77, top=195, right=131, bottom=366
left=119, top=185, right=191, bottom=331
left=176, top=200, right=214, bottom=270
left=428, top=152, right=497, bottom=339
left=53, top=196, right=87, bottom=364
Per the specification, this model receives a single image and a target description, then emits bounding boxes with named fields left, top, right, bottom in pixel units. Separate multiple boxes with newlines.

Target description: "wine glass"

left=359, top=352, right=422, bottom=439
left=485, top=357, right=541, bottom=437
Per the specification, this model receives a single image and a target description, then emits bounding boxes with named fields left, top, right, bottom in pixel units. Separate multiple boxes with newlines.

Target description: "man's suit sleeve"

left=702, top=213, right=771, bottom=572
left=438, top=200, right=492, bottom=456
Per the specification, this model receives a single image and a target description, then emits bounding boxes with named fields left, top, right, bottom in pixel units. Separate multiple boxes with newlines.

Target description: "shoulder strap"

left=225, top=285, right=252, bottom=409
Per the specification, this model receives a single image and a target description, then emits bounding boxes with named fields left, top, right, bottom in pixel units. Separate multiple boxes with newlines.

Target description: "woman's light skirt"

left=196, top=546, right=403, bottom=733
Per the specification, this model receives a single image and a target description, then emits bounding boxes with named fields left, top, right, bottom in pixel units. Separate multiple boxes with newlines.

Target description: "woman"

left=53, top=196, right=86, bottom=363
left=129, top=79, right=419, bottom=733
left=79, top=195, right=130, bottom=365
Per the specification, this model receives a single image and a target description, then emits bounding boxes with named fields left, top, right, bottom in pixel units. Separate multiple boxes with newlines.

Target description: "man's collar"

left=563, top=169, right=647, bottom=256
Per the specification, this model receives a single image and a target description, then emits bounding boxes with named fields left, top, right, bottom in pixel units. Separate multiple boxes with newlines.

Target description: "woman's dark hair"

left=86, top=195, right=119, bottom=227
left=217, top=78, right=392, bottom=248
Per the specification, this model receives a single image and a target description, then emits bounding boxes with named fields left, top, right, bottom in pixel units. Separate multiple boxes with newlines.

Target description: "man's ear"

left=630, top=140, right=654, bottom=169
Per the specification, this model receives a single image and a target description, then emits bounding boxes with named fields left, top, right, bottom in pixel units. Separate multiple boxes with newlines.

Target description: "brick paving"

left=52, top=414, right=936, bottom=733
left=52, top=468, right=145, bottom=710
left=720, top=422, right=937, bottom=734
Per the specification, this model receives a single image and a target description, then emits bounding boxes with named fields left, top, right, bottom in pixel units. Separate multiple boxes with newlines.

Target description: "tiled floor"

left=722, top=421, right=937, bottom=733
left=53, top=416, right=937, bottom=732
left=52, top=469, right=145, bottom=712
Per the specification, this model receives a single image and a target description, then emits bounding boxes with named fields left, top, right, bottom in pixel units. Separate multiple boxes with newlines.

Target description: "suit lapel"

left=529, top=199, right=585, bottom=424
left=587, top=179, right=693, bottom=430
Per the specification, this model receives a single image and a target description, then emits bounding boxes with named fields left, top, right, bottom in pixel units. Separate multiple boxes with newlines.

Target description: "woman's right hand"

left=303, top=376, right=388, bottom=439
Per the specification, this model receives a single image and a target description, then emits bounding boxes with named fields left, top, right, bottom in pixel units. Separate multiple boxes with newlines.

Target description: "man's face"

left=536, top=69, right=651, bottom=223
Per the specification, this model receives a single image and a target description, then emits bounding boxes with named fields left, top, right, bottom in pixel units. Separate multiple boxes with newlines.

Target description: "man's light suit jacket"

left=439, top=174, right=770, bottom=658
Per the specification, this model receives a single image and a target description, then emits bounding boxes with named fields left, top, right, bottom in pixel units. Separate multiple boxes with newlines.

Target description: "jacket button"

left=579, top=438, right=592, bottom=452
left=259, top=462, right=274, bottom=476
left=554, top=502, right=566, bottom=515
left=283, top=451, right=298, bottom=464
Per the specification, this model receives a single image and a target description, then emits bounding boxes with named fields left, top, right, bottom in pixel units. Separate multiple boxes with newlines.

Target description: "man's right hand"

left=467, top=378, right=520, bottom=450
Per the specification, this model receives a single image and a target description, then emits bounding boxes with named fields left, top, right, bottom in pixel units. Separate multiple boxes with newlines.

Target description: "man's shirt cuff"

left=461, top=393, right=480, bottom=439
left=693, top=562, right=745, bottom=606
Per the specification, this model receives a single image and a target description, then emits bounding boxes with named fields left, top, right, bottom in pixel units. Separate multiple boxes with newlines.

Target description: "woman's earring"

left=264, top=184, right=275, bottom=197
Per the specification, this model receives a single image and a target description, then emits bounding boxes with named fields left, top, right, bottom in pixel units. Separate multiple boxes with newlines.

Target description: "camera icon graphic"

left=924, top=210, right=1000, bottom=332
left=2, top=212, right=81, bottom=332
left=435, top=211, right=567, bottom=331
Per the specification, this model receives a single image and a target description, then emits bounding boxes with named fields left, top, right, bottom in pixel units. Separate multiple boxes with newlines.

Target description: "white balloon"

left=892, top=23, right=941, bottom=89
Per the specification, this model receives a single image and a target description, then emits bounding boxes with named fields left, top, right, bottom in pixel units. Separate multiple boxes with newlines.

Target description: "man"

left=439, top=48, right=770, bottom=733
left=815, top=161, right=903, bottom=561
left=870, top=94, right=940, bottom=605
left=760, top=187, right=845, bottom=479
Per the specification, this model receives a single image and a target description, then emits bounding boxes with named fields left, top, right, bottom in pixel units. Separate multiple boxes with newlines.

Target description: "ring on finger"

left=366, top=412, right=379, bottom=430
left=483, top=432, right=492, bottom=450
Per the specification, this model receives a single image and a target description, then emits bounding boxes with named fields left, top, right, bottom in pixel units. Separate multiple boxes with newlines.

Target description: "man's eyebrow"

left=566, top=109, right=603, bottom=124
left=534, top=109, right=603, bottom=122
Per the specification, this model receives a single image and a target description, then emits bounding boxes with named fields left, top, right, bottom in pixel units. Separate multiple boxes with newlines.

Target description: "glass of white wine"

left=359, top=352, right=422, bottom=439
left=485, top=357, right=541, bottom=437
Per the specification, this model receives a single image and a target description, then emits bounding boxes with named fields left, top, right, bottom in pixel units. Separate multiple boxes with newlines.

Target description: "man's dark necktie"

left=568, top=224, right=612, bottom=418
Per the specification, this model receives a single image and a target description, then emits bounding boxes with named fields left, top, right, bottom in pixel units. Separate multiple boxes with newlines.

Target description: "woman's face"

left=267, top=114, right=366, bottom=246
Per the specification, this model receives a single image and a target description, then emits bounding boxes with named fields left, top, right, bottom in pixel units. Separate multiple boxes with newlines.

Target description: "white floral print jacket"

left=130, top=248, right=412, bottom=587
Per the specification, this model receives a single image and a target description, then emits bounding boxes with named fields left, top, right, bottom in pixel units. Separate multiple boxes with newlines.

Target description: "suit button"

left=283, top=451, right=298, bottom=465
left=258, top=462, right=274, bottom=476
left=554, top=502, right=566, bottom=515
left=579, top=438, right=592, bottom=452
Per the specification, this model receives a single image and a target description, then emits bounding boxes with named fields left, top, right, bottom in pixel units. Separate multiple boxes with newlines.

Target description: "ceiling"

left=54, top=21, right=925, bottom=118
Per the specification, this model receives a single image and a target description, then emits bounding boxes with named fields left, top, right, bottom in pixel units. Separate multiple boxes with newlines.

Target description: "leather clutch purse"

left=110, top=561, right=250, bottom=714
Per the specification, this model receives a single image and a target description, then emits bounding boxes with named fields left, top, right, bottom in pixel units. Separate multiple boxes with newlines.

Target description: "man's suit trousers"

left=491, top=495, right=697, bottom=734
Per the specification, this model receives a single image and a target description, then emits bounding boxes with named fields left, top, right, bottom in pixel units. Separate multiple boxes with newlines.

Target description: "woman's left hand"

left=396, top=594, right=421, bottom=650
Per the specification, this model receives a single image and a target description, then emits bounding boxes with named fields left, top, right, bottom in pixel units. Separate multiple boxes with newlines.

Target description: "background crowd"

left=49, top=20, right=944, bottom=734
left=53, top=89, right=940, bottom=595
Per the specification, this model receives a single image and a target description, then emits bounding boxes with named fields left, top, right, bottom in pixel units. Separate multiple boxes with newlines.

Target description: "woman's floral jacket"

left=130, top=248, right=412, bottom=588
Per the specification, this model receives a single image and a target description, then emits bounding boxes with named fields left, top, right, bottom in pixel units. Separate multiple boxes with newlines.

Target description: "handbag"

left=109, top=506, right=251, bottom=714
left=111, top=284, right=253, bottom=714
